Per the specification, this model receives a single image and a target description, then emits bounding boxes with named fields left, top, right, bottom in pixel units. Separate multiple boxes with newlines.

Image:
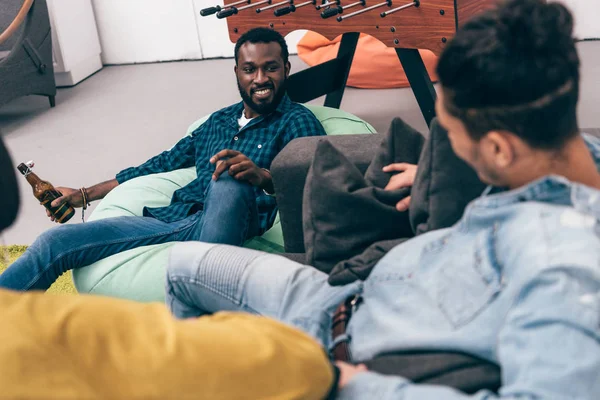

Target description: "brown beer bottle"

left=16, top=161, right=75, bottom=223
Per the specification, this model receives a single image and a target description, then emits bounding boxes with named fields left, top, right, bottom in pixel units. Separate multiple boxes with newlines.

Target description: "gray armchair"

left=0, top=0, right=56, bottom=108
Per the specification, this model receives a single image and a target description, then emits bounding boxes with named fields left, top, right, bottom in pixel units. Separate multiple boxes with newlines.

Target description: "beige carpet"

left=0, top=245, right=77, bottom=294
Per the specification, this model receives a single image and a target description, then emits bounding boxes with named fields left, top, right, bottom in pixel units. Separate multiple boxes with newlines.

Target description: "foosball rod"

left=316, top=0, right=340, bottom=10
left=257, top=0, right=292, bottom=13
left=217, top=0, right=271, bottom=18
left=380, top=0, right=418, bottom=17
left=200, top=0, right=250, bottom=16
left=337, top=0, right=391, bottom=21
left=273, top=0, right=316, bottom=16
left=321, top=0, right=365, bottom=19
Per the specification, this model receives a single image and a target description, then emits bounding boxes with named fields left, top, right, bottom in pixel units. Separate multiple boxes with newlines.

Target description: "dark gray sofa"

left=0, top=0, right=56, bottom=108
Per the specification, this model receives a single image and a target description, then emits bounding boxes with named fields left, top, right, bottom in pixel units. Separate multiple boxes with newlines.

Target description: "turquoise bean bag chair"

left=72, top=105, right=376, bottom=302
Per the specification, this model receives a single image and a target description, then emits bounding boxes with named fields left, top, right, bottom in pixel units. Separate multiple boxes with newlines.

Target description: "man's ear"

left=234, top=64, right=238, bottom=74
left=285, top=61, right=291, bottom=78
left=485, top=131, right=515, bottom=168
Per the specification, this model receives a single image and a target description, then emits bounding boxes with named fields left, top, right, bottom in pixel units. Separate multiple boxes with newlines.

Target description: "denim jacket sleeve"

left=115, top=126, right=203, bottom=184
left=338, top=264, right=600, bottom=399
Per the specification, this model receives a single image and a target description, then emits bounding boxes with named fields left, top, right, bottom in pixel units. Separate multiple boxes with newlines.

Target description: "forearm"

left=115, top=155, right=179, bottom=184
left=116, top=137, right=196, bottom=184
left=85, top=179, right=119, bottom=202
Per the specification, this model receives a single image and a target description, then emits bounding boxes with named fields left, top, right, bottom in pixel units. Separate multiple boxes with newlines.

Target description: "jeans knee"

left=206, top=174, right=255, bottom=206
left=166, top=242, right=218, bottom=283
left=166, top=255, right=194, bottom=286
left=200, top=175, right=258, bottom=245
left=34, top=224, right=73, bottom=250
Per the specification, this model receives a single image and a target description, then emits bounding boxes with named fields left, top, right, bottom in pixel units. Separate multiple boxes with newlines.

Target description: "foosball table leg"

left=395, top=48, right=437, bottom=126
left=323, top=31, right=360, bottom=109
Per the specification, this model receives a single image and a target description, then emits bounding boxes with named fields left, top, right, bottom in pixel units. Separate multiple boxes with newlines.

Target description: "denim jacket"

left=341, top=134, right=600, bottom=399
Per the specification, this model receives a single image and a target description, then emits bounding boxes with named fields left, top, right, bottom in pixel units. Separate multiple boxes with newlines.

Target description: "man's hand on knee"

left=210, top=149, right=272, bottom=190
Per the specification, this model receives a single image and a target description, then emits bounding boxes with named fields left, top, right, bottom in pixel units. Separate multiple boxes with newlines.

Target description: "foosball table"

left=200, top=0, right=496, bottom=125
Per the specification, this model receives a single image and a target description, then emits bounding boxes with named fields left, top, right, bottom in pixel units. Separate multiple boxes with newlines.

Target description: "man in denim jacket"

left=164, top=0, right=600, bottom=398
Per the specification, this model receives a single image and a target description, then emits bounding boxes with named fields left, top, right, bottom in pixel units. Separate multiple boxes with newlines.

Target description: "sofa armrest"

left=271, top=134, right=382, bottom=253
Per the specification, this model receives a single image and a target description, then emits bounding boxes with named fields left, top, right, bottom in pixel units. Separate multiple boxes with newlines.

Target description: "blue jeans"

left=165, top=242, right=361, bottom=350
left=0, top=174, right=260, bottom=291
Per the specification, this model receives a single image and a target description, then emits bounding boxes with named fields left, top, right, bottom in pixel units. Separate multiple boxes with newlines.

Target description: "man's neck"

left=509, top=136, right=600, bottom=190
left=243, top=106, right=259, bottom=119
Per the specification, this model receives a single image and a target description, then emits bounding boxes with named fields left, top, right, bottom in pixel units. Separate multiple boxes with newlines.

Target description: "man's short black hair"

left=436, top=0, right=580, bottom=149
left=234, top=27, right=289, bottom=65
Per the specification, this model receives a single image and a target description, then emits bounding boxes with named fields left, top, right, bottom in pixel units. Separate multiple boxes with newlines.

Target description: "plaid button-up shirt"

left=115, top=95, right=326, bottom=234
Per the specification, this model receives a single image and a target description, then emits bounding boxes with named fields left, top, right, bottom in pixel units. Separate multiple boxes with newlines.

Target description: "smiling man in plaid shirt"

left=0, top=27, right=326, bottom=292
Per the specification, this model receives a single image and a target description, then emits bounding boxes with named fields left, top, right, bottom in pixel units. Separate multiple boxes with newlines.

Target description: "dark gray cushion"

left=328, top=237, right=410, bottom=285
left=303, top=118, right=424, bottom=273
left=363, top=117, right=425, bottom=188
left=328, top=117, right=486, bottom=286
left=409, top=118, right=487, bottom=235
left=272, top=134, right=382, bottom=254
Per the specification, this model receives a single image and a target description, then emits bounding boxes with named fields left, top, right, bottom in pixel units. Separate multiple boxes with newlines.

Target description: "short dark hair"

left=0, top=132, right=20, bottom=231
left=234, top=27, right=289, bottom=65
left=436, top=0, right=580, bottom=149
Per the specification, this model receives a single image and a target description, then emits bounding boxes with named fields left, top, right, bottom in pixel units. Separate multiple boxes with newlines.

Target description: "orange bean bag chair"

left=296, top=32, right=438, bottom=89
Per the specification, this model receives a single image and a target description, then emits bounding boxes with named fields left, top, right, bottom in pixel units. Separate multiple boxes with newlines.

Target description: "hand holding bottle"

left=17, top=161, right=75, bottom=224
left=47, top=187, right=84, bottom=222
left=17, top=161, right=119, bottom=223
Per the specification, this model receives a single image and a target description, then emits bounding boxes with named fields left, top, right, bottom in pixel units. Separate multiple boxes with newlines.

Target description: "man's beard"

left=237, top=79, right=287, bottom=116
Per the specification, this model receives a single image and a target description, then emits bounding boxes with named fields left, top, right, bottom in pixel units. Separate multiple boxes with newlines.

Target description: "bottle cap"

left=17, top=161, right=34, bottom=176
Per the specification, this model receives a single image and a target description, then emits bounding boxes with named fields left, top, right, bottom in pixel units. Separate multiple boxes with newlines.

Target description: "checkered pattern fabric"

left=116, top=95, right=326, bottom=234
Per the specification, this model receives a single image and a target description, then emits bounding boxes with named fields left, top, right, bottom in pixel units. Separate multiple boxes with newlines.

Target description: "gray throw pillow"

left=364, top=117, right=425, bottom=187
left=328, top=238, right=410, bottom=284
left=303, top=118, right=424, bottom=274
left=328, top=117, right=487, bottom=286
left=409, top=118, right=487, bottom=235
